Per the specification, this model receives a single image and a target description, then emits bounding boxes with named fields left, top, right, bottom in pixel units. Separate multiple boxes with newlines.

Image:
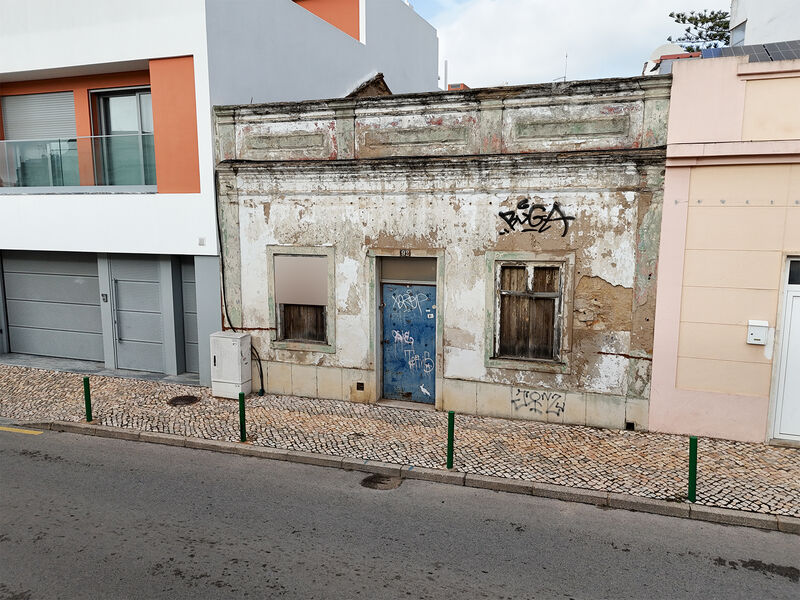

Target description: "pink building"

left=651, top=53, right=800, bottom=445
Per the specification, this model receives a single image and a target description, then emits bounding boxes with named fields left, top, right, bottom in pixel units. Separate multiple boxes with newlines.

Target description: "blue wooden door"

left=382, top=284, right=436, bottom=403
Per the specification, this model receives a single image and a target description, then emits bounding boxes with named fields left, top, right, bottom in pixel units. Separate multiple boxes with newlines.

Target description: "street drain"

left=360, top=474, right=402, bottom=490
left=167, top=395, right=200, bottom=407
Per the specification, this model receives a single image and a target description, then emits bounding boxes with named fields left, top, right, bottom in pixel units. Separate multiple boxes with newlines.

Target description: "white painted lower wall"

left=0, top=192, right=219, bottom=256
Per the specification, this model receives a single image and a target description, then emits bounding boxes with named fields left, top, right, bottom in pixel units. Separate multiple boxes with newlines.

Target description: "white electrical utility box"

left=747, top=320, right=769, bottom=345
left=210, top=331, right=252, bottom=398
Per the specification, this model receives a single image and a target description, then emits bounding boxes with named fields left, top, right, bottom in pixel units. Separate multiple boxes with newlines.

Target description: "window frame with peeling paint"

left=484, top=251, right=574, bottom=374
left=266, top=245, right=337, bottom=354
left=494, top=261, right=563, bottom=362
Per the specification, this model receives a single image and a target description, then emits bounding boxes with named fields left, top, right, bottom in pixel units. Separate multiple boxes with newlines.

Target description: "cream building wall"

left=215, top=77, right=670, bottom=431
left=650, top=56, right=800, bottom=443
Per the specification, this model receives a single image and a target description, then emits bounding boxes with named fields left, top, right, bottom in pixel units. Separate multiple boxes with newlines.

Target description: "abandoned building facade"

left=215, top=75, right=671, bottom=430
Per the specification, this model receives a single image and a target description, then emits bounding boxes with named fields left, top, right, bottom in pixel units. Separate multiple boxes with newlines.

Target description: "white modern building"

left=0, top=0, right=438, bottom=386
left=730, top=0, right=800, bottom=46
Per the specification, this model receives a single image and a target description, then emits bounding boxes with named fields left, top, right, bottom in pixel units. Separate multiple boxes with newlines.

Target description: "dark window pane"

left=500, top=266, right=527, bottom=292
left=281, top=304, right=325, bottom=342
left=530, top=298, right=556, bottom=359
left=533, top=266, right=559, bottom=293
left=789, top=261, right=800, bottom=285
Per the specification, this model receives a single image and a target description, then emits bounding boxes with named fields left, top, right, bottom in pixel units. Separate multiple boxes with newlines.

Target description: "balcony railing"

left=0, top=134, right=156, bottom=190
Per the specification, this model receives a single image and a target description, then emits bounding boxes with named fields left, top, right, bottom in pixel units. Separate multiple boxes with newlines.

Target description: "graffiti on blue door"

left=382, top=283, right=436, bottom=403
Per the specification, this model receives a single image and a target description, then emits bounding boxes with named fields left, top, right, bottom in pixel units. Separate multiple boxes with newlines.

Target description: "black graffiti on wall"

left=511, top=388, right=566, bottom=416
left=498, top=199, right=575, bottom=237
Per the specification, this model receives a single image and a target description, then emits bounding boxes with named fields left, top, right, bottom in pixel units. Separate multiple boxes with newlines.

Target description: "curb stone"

left=93, top=425, right=140, bottom=441
left=138, top=431, right=186, bottom=447
left=341, top=458, right=402, bottom=477
left=238, top=445, right=291, bottom=461
left=184, top=437, right=239, bottom=453
left=52, top=421, right=97, bottom=435
left=284, top=450, right=343, bottom=469
left=689, top=504, right=778, bottom=530
left=465, top=473, right=535, bottom=494
left=533, top=482, right=609, bottom=506
left=20, top=422, right=51, bottom=430
left=777, top=515, right=800, bottom=534
left=28, top=421, right=798, bottom=535
left=608, top=493, right=691, bottom=518
left=401, top=465, right=466, bottom=485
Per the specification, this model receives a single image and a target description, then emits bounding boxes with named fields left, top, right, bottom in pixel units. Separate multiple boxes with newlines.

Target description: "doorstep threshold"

left=376, top=398, right=436, bottom=412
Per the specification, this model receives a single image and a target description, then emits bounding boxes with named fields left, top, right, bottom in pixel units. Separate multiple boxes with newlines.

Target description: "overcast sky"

left=409, top=0, right=731, bottom=88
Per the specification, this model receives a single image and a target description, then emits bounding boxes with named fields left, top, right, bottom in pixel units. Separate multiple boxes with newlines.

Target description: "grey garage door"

left=1, top=251, right=103, bottom=361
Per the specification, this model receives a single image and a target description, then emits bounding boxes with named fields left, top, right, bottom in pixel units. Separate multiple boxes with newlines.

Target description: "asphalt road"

left=0, top=426, right=798, bottom=600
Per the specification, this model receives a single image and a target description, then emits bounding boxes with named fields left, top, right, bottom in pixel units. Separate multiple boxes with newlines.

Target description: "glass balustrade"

left=0, top=133, right=156, bottom=189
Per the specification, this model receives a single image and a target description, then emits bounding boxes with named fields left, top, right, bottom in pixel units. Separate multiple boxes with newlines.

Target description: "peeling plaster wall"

left=215, top=76, right=670, bottom=430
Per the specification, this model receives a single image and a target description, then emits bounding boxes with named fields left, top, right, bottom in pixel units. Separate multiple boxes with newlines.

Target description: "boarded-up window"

left=281, top=304, right=326, bottom=342
left=274, top=254, right=328, bottom=343
left=496, top=263, right=561, bottom=360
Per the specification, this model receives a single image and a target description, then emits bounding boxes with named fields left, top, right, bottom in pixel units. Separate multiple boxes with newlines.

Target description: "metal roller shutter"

left=1, top=92, right=77, bottom=140
left=1, top=251, right=103, bottom=361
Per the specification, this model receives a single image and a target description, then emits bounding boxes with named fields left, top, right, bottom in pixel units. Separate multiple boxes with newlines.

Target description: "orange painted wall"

left=0, top=72, right=150, bottom=185
left=294, top=0, right=360, bottom=40
left=149, top=56, right=200, bottom=194
left=0, top=60, right=200, bottom=193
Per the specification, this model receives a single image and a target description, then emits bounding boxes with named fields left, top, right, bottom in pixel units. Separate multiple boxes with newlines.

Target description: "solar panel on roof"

left=690, top=39, right=800, bottom=65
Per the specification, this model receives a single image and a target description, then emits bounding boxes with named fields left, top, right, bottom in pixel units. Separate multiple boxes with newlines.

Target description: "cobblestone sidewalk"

left=1, top=364, right=798, bottom=517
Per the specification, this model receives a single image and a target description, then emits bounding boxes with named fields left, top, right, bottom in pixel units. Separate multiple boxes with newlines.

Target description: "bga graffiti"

left=511, top=388, right=565, bottom=416
left=392, top=291, right=430, bottom=314
left=498, top=199, right=575, bottom=237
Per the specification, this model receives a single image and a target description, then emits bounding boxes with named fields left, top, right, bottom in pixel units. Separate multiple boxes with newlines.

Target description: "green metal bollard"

left=83, top=376, right=93, bottom=422
left=239, top=392, right=246, bottom=443
left=688, top=436, right=698, bottom=503
left=446, top=410, right=455, bottom=469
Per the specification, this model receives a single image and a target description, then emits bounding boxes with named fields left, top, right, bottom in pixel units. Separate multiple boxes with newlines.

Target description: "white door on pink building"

left=775, top=260, right=800, bottom=441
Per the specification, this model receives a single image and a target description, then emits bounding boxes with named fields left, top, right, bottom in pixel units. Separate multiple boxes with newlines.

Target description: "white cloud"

left=429, top=0, right=731, bottom=87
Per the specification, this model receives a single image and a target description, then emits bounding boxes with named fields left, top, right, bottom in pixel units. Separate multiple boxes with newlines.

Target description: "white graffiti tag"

left=392, top=291, right=429, bottom=314
left=405, top=350, right=434, bottom=374
left=420, top=384, right=431, bottom=397
left=392, top=330, right=414, bottom=346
